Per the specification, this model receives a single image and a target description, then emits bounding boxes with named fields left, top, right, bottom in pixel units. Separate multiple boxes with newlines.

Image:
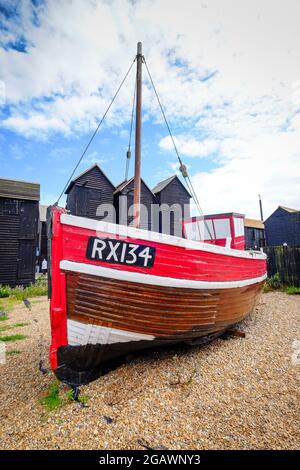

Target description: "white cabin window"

left=234, top=217, right=244, bottom=237
left=183, top=213, right=245, bottom=250
left=213, top=218, right=231, bottom=239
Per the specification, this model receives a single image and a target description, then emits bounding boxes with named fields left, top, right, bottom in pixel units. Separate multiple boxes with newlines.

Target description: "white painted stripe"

left=67, top=319, right=155, bottom=346
left=61, top=260, right=267, bottom=289
left=60, top=213, right=266, bottom=260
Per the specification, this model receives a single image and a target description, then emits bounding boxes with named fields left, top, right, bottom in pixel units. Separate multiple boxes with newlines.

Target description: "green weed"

left=39, top=381, right=63, bottom=411
left=0, top=334, right=28, bottom=342
left=285, top=286, right=300, bottom=295
left=0, top=286, right=10, bottom=298
left=40, top=381, right=89, bottom=412
left=0, top=277, right=48, bottom=303
left=0, top=322, right=29, bottom=333
left=263, top=273, right=282, bottom=292
left=7, top=350, right=21, bottom=356
left=65, top=388, right=89, bottom=405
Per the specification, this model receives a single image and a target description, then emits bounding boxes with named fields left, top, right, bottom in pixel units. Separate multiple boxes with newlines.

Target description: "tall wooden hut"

left=65, top=164, right=115, bottom=221
left=114, top=177, right=155, bottom=231
left=264, top=206, right=300, bottom=246
left=0, top=177, right=40, bottom=286
left=152, top=175, right=191, bottom=236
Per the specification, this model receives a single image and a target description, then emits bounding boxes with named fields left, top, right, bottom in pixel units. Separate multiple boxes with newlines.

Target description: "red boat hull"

left=48, top=208, right=267, bottom=384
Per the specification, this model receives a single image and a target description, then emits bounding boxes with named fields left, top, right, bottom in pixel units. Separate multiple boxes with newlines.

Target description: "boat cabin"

left=183, top=212, right=245, bottom=250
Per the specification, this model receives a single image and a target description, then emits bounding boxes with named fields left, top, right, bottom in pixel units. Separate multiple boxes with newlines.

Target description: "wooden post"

left=259, top=194, right=264, bottom=222
left=133, top=42, right=143, bottom=228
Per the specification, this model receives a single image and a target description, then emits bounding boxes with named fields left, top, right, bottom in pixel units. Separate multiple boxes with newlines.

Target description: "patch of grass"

left=0, top=315, right=8, bottom=322
left=0, top=322, right=29, bottom=333
left=0, top=325, right=11, bottom=332
left=0, top=277, right=48, bottom=303
left=0, top=334, right=28, bottom=342
left=39, top=381, right=88, bottom=412
left=0, top=297, right=18, bottom=312
left=40, top=381, right=63, bottom=412
left=285, top=286, right=300, bottom=295
left=9, top=282, right=48, bottom=301
left=7, top=349, right=21, bottom=356
left=0, top=278, right=48, bottom=313
left=0, top=286, right=10, bottom=298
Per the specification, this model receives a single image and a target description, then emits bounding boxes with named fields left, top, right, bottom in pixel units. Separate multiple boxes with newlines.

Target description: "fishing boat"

left=48, top=43, right=267, bottom=385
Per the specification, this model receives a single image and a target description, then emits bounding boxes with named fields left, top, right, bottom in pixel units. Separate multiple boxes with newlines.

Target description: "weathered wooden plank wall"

left=0, top=198, right=39, bottom=286
left=263, top=246, right=300, bottom=286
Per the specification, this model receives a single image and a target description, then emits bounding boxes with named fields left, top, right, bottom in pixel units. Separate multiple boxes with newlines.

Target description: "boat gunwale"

left=60, top=212, right=267, bottom=261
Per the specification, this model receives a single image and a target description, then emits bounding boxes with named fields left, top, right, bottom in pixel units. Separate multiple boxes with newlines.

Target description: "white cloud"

left=5, top=0, right=298, bottom=136
left=191, top=127, right=300, bottom=218
left=0, top=81, right=5, bottom=106
left=81, top=150, right=105, bottom=166
left=3, top=113, right=70, bottom=136
left=288, top=113, right=300, bottom=131
left=159, top=135, right=219, bottom=158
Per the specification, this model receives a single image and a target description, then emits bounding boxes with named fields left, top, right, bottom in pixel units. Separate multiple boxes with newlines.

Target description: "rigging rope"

left=143, top=57, right=214, bottom=240
left=125, top=77, right=137, bottom=181
left=55, top=57, right=136, bottom=205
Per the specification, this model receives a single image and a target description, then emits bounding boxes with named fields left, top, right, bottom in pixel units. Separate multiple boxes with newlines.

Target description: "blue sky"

left=0, top=97, right=217, bottom=207
left=1, top=0, right=300, bottom=217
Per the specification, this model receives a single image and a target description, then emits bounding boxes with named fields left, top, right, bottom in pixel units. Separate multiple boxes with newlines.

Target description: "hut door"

left=16, top=201, right=38, bottom=284
left=75, top=187, right=88, bottom=217
left=17, top=240, right=35, bottom=282
left=87, top=188, right=102, bottom=219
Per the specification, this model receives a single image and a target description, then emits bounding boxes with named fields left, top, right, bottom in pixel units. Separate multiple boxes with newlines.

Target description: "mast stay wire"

left=55, top=57, right=136, bottom=205
left=125, top=76, right=137, bottom=181
left=143, top=57, right=214, bottom=240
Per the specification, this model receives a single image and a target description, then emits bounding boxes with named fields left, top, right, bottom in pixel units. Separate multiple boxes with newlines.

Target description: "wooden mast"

left=133, top=42, right=143, bottom=228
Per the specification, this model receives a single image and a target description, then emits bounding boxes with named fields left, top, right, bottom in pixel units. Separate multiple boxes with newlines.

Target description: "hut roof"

left=244, top=218, right=265, bottom=229
left=278, top=205, right=299, bottom=213
left=64, top=164, right=115, bottom=194
left=0, top=177, right=40, bottom=201
left=114, top=177, right=154, bottom=195
left=152, top=175, right=191, bottom=197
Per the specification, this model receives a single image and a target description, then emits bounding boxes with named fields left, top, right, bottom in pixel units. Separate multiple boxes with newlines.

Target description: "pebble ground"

left=0, top=291, right=299, bottom=449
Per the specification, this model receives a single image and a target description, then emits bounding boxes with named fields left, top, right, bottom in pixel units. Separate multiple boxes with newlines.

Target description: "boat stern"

left=47, top=206, right=68, bottom=371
